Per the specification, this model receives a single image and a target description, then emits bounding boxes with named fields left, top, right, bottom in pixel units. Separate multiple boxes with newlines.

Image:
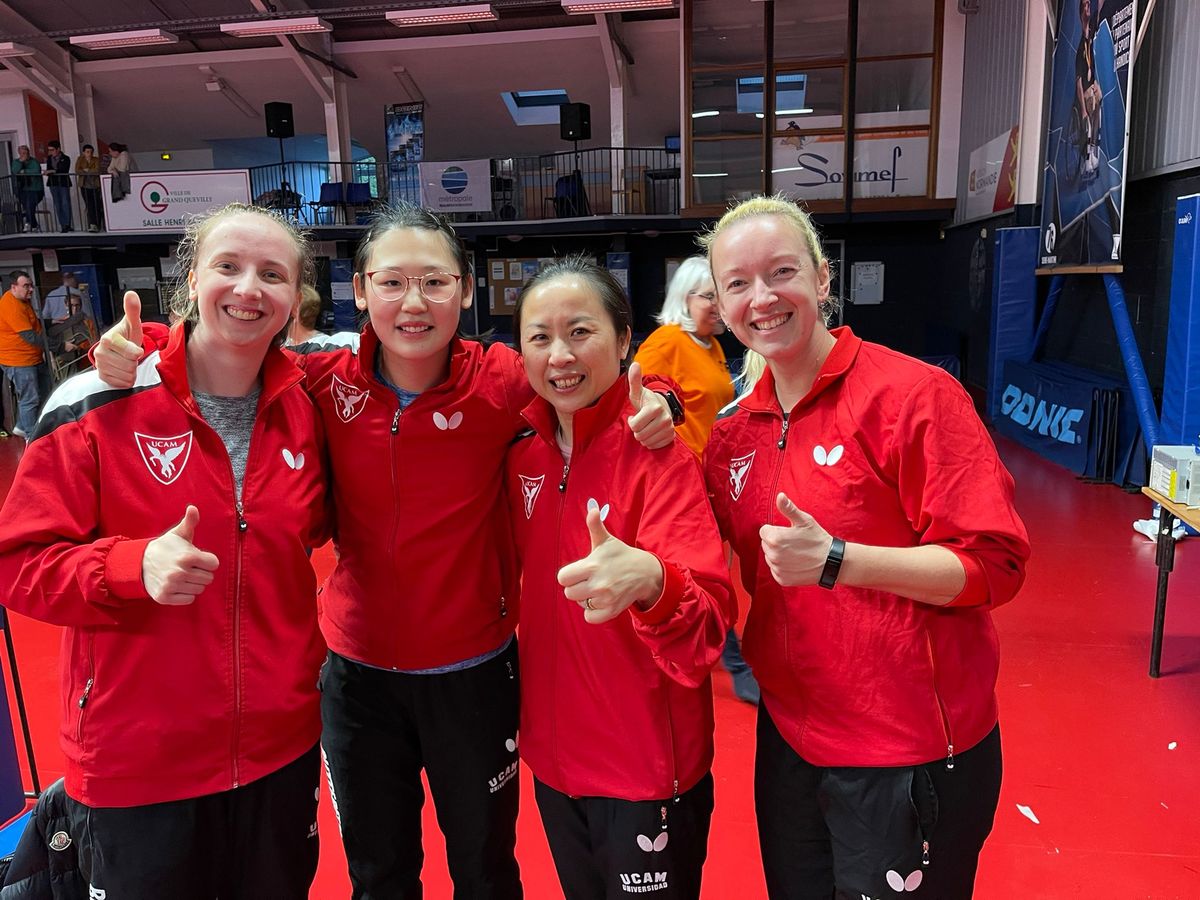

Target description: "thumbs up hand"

left=142, top=505, right=221, bottom=606
left=759, top=492, right=835, bottom=587
left=94, top=291, right=145, bottom=388
left=557, top=505, right=664, bottom=624
left=625, top=362, right=676, bottom=451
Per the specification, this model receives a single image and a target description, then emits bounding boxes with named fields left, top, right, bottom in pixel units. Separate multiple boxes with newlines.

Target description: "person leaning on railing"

left=10, top=145, right=43, bottom=233
left=76, top=145, right=103, bottom=233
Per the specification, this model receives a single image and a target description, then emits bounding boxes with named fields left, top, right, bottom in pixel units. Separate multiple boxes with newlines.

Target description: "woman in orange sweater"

left=635, top=256, right=760, bottom=705
left=634, top=256, right=732, bottom=456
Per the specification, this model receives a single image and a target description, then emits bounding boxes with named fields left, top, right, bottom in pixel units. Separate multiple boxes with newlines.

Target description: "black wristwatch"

left=818, top=537, right=845, bottom=589
left=661, top=390, right=685, bottom=425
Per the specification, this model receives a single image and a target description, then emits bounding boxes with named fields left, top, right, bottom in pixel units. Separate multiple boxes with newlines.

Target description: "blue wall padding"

left=1029, top=275, right=1065, bottom=363
left=1160, top=194, right=1200, bottom=446
left=0, top=628, right=28, bottom=825
left=1103, top=274, right=1159, bottom=450
left=988, top=228, right=1039, bottom=419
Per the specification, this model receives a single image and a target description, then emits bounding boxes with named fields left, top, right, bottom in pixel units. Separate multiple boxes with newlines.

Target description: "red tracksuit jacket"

left=705, top=327, right=1030, bottom=768
left=0, top=324, right=329, bottom=807
left=508, top=377, right=734, bottom=801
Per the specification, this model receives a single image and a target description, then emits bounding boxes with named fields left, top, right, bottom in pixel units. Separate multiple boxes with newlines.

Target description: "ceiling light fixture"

left=221, top=17, right=332, bottom=38
left=561, top=0, right=675, bottom=14
left=0, top=42, right=37, bottom=58
left=386, top=5, right=498, bottom=26
left=69, top=29, right=178, bottom=50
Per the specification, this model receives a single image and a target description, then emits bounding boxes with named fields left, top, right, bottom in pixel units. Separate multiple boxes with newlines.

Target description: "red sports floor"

left=1, top=433, right=1198, bottom=897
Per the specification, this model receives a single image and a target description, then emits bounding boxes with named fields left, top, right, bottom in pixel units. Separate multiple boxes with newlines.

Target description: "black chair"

left=344, top=182, right=373, bottom=224
left=545, top=170, right=591, bottom=218
left=309, top=182, right=344, bottom=225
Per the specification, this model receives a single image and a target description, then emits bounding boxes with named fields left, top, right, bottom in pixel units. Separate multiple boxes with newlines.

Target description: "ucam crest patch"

left=330, top=375, right=369, bottom=423
left=728, top=450, right=756, bottom=500
left=135, top=431, right=194, bottom=485
left=519, top=474, right=545, bottom=519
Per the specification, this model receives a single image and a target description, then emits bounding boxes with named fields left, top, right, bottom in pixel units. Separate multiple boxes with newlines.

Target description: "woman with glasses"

left=633, top=257, right=732, bottom=458
left=634, top=256, right=760, bottom=705
left=93, top=202, right=680, bottom=899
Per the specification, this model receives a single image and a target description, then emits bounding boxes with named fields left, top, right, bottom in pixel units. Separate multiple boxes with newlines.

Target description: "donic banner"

left=997, top=360, right=1091, bottom=472
left=1039, top=0, right=1137, bottom=268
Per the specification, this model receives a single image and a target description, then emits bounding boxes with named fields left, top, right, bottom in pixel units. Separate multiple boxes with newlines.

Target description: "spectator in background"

left=287, top=284, right=323, bottom=345
left=10, top=146, right=43, bottom=233
left=0, top=270, right=47, bottom=440
left=41, top=272, right=81, bottom=326
left=634, top=255, right=760, bottom=706
left=44, top=141, right=73, bottom=232
left=76, top=145, right=103, bottom=232
left=108, top=142, right=134, bottom=202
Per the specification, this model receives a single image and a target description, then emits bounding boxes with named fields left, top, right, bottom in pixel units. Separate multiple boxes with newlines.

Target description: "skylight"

left=501, top=90, right=571, bottom=126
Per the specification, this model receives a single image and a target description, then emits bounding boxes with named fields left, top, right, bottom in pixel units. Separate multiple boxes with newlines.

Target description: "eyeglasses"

left=687, top=290, right=717, bottom=304
left=365, top=270, right=463, bottom=304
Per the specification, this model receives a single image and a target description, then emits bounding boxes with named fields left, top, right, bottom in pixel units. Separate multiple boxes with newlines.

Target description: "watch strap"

left=818, top=537, right=845, bottom=589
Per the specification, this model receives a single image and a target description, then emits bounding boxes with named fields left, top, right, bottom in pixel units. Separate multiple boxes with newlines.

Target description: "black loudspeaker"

left=560, top=103, right=591, bottom=142
left=265, top=101, right=295, bottom=139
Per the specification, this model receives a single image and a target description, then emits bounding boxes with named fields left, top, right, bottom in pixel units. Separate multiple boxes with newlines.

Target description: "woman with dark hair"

left=108, top=142, right=134, bottom=202
left=75, top=144, right=103, bottom=232
left=509, top=257, right=733, bottom=899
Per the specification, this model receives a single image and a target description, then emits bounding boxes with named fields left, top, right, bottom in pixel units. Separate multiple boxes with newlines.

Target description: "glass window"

left=856, top=0, right=934, bottom=57
left=692, top=70, right=766, bottom=137
left=691, top=139, right=763, bottom=206
left=854, top=58, right=932, bottom=128
left=774, top=67, right=844, bottom=131
left=692, top=0, right=764, bottom=68
left=773, top=0, right=848, bottom=61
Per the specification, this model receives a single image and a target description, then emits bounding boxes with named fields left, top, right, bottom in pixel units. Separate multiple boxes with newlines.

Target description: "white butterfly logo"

left=886, top=869, right=923, bottom=892
left=433, top=411, right=464, bottom=431
left=586, top=498, right=611, bottom=521
left=282, top=449, right=306, bottom=470
left=636, top=832, right=669, bottom=853
left=812, top=444, right=844, bottom=467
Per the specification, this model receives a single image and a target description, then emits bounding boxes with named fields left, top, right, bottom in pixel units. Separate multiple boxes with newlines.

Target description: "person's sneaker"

left=21, top=223, right=30, bottom=232
left=88, top=225, right=98, bottom=233
left=11, top=424, right=27, bottom=439
left=732, top=669, right=760, bottom=705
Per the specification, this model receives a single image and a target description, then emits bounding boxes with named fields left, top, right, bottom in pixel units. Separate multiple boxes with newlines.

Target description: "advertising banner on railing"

left=1039, top=0, right=1137, bottom=268
left=419, top=159, right=492, bottom=213
left=965, top=126, right=1019, bottom=221
left=386, top=102, right=424, bottom=207
left=771, top=130, right=929, bottom=202
left=102, top=170, right=251, bottom=233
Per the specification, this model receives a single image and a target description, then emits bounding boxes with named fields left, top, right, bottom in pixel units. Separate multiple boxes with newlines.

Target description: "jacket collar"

left=358, top=324, right=476, bottom=396
left=521, top=372, right=630, bottom=455
left=740, top=325, right=862, bottom=417
left=156, top=321, right=304, bottom=412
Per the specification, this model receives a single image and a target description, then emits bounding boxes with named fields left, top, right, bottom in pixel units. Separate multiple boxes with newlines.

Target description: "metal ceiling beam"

left=249, top=0, right=334, bottom=105
left=0, top=58, right=74, bottom=116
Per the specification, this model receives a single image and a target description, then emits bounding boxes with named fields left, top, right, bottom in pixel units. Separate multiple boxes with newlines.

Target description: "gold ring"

left=585, top=598, right=596, bottom=611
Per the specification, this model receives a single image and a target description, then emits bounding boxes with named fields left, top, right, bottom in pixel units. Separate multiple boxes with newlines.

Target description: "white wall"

left=0, top=90, right=31, bottom=148
left=131, top=148, right=215, bottom=172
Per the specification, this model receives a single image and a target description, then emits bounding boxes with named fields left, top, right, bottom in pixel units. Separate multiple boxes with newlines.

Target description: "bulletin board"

left=487, top=257, right=552, bottom=316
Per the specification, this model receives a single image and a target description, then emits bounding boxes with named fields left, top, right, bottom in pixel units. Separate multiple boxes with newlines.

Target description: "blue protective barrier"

left=1160, top=194, right=1200, bottom=447
left=1029, top=274, right=1066, bottom=363
left=1103, top=274, right=1159, bottom=450
left=988, top=228, right=1039, bottom=419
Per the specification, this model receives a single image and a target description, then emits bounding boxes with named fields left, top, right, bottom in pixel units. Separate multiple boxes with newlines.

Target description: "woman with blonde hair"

left=702, top=195, right=1029, bottom=899
left=0, top=203, right=328, bottom=898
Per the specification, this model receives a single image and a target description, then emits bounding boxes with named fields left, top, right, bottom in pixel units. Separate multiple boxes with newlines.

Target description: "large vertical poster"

left=1039, top=0, right=1137, bottom=268
left=386, top=102, right=424, bottom=206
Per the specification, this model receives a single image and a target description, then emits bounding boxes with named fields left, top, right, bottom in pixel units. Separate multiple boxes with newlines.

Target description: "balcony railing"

left=0, top=148, right=682, bottom=236
left=249, top=148, right=681, bottom=224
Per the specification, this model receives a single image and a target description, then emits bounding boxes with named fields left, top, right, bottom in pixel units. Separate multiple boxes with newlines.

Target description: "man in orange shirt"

left=0, top=270, right=48, bottom=439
